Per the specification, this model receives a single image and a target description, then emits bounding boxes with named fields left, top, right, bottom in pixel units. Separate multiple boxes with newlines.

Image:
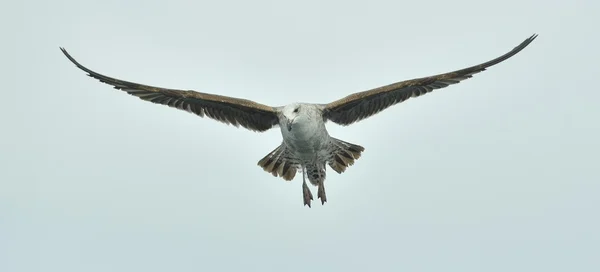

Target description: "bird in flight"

left=61, top=34, right=537, bottom=207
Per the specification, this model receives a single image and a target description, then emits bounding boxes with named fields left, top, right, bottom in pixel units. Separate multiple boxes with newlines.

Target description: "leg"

left=317, top=181, right=327, bottom=205
left=317, top=164, right=327, bottom=205
left=302, top=165, right=314, bottom=208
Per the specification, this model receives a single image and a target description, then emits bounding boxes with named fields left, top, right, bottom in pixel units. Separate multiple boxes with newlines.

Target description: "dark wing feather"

left=322, top=34, right=538, bottom=125
left=60, top=48, right=279, bottom=132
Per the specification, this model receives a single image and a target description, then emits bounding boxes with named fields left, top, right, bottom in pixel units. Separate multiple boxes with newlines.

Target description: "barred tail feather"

left=327, top=137, right=365, bottom=174
left=257, top=144, right=298, bottom=181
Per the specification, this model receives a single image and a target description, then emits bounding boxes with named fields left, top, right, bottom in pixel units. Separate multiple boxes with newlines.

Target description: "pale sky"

left=2, top=0, right=599, bottom=271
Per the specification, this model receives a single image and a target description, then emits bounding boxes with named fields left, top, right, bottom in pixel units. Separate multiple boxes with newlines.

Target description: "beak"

left=286, top=118, right=295, bottom=131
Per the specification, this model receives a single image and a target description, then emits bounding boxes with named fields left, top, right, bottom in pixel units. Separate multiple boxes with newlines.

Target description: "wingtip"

left=59, top=47, right=85, bottom=71
left=530, top=33, right=539, bottom=41
left=60, top=47, right=72, bottom=60
left=512, top=33, right=538, bottom=52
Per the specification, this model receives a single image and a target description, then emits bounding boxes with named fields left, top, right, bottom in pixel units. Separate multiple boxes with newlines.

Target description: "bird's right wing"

left=60, top=48, right=280, bottom=132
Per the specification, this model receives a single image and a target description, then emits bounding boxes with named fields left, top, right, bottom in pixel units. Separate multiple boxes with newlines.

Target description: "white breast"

left=280, top=115, right=330, bottom=161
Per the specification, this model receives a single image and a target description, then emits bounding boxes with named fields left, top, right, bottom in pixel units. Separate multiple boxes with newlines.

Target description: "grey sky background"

left=2, top=0, right=599, bottom=271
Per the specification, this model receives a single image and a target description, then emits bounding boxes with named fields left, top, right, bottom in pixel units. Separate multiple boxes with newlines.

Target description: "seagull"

left=60, top=34, right=537, bottom=207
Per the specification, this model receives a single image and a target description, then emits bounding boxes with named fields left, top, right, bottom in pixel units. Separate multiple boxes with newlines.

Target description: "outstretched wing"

left=60, top=48, right=280, bottom=132
left=322, top=34, right=538, bottom=126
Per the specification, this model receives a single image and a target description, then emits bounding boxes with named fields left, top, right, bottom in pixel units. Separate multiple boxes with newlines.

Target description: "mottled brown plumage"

left=60, top=48, right=279, bottom=132
left=322, top=34, right=538, bottom=126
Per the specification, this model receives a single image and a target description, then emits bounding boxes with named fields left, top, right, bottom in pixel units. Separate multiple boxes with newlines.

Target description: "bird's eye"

left=293, top=107, right=299, bottom=113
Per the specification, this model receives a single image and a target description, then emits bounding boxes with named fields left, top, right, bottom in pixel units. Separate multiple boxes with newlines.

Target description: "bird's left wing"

left=321, top=34, right=538, bottom=126
left=60, top=48, right=280, bottom=132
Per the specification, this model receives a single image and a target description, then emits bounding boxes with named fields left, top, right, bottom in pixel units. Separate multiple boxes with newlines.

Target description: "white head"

left=280, top=103, right=316, bottom=132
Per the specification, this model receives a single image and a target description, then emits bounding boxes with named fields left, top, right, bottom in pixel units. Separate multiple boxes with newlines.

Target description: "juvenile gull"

left=60, top=34, right=537, bottom=207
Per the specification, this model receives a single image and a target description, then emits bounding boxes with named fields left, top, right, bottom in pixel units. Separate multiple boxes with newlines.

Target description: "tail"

left=257, top=144, right=299, bottom=181
left=327, top=137, right=365, bottom=174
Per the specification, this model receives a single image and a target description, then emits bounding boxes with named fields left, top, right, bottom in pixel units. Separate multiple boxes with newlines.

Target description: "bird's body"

left=260, top=103, right=364, bottom=206
left=60, top=34, right=537, bottom=207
